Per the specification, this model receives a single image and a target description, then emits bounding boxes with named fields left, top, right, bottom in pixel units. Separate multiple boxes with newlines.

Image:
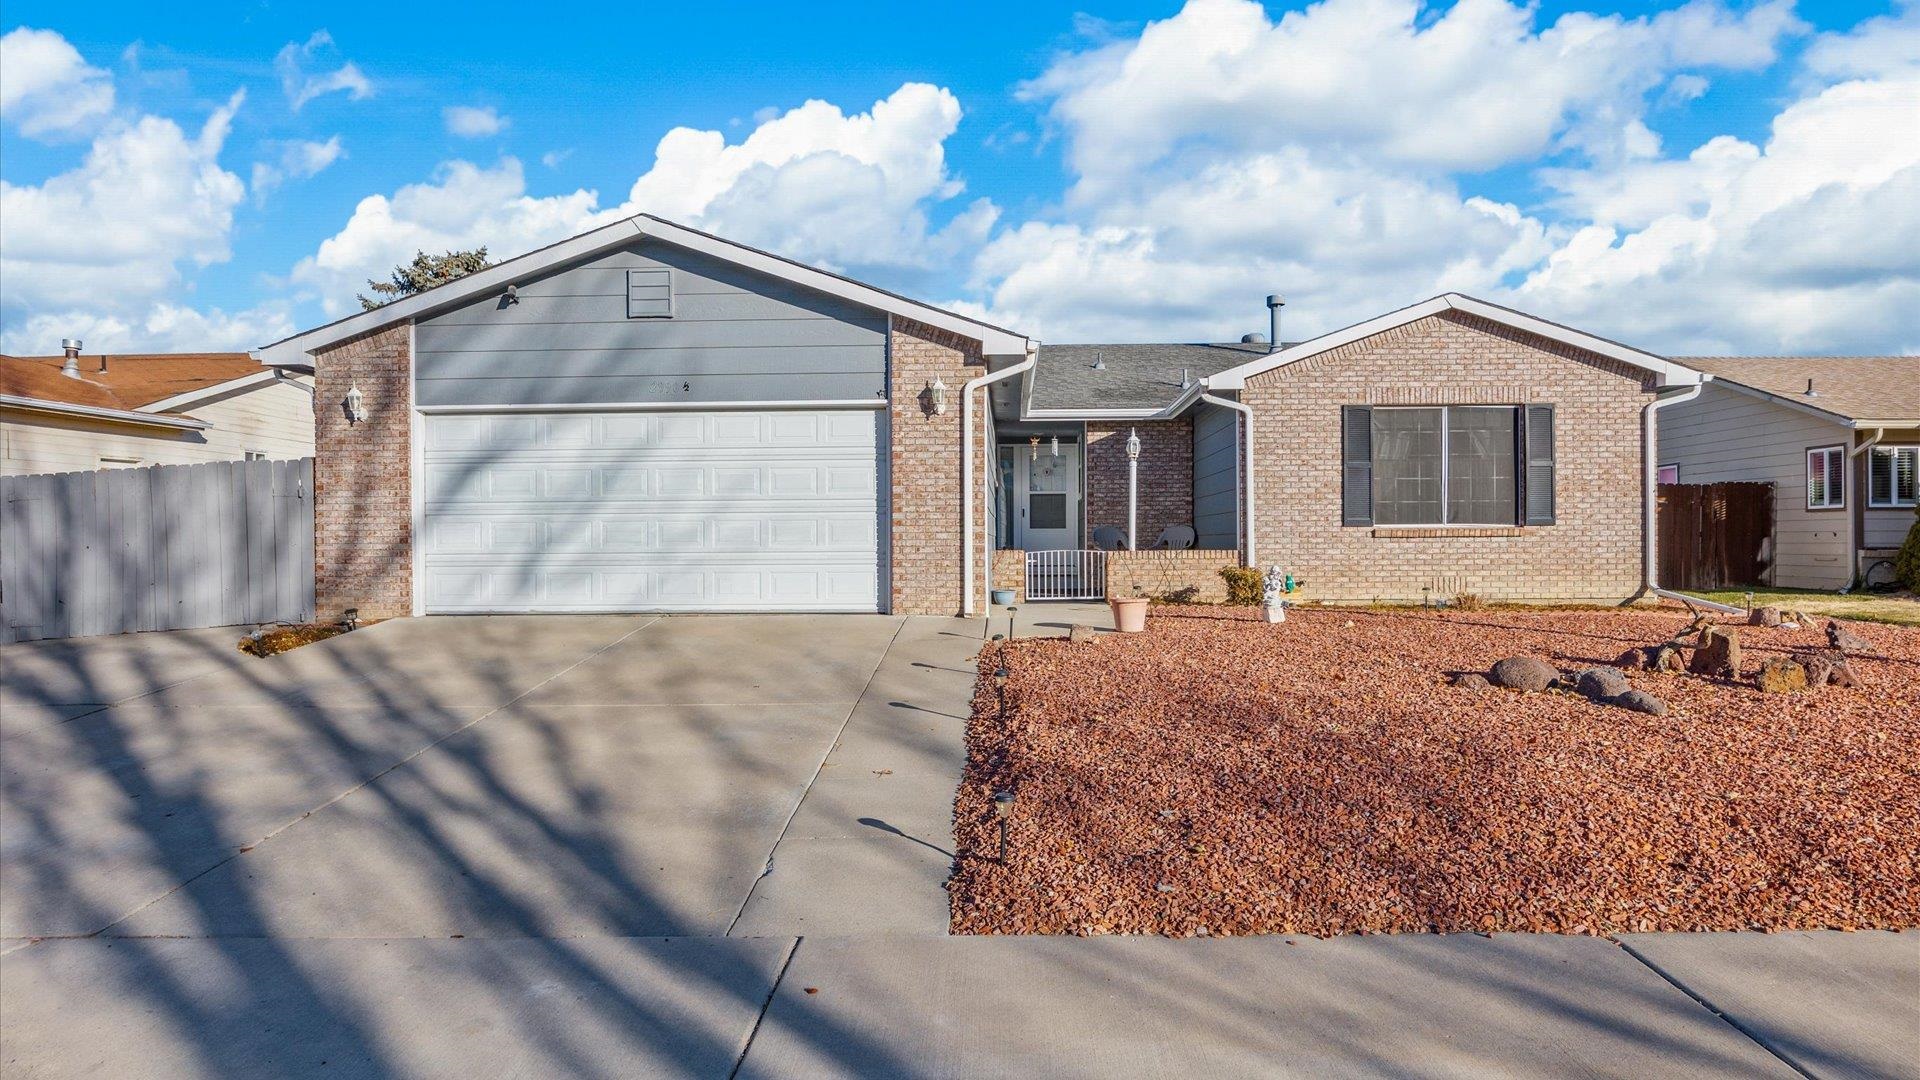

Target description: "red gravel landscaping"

left=950, top=606, right=1920, bottom=938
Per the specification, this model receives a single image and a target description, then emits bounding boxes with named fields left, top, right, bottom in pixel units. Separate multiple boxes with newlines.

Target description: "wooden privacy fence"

left=1, top=458, right=314, bottom=643
left=1658, top=481, right=1773, bottom=591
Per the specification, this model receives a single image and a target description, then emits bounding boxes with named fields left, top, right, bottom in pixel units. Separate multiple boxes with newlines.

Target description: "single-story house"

left=1, top=345, right=314, bottom=476
left=1658, top=357, right=1919, bottom=589
left=255, top=214, right=1717, bottom=619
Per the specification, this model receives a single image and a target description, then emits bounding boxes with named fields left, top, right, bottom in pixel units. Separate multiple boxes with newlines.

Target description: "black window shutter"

left=1523, top=404, right=1556, bottom=525
left=1342, top=406, right=1374, bottom=526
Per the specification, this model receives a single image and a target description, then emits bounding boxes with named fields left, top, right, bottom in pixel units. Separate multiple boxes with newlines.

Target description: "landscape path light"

left=992, top=790, right=1017, bottom=863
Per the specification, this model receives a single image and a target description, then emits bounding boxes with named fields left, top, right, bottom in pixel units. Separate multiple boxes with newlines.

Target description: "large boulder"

left=1609, top=689, right=1668, bottom=716
left=1792, top=649, right=1858, bottom=688
left=1488, top=656, right=1560, bottom=693
left=1688, top=627, right=1742, bottom=678
left=1756, top=657, right=1809, bottom=694
left=1748, top=606, right=1782, bottom=628
left=1574, top=666, right=1631, bottom=700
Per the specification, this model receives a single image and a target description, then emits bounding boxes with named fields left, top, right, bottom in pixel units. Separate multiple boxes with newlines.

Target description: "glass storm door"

left=1013, top=442, right=1080, bottom=550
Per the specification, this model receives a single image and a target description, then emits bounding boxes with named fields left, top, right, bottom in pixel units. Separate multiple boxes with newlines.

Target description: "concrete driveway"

left=2, top=612, right=1914, bottom=1079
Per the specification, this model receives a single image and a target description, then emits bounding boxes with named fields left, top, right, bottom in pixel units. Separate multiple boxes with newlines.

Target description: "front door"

left=1005, top=441, right=1080, bottom=550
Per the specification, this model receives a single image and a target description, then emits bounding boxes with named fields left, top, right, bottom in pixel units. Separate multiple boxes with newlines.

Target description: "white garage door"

left=421, top=409, right=882, bottom=612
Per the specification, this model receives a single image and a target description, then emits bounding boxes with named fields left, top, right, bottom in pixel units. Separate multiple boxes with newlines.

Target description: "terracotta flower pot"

left=1109, top=596, right=1150, bottom=633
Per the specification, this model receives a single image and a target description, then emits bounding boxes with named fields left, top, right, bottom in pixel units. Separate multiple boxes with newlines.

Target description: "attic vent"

left=626, top=268, right=672, bottom=319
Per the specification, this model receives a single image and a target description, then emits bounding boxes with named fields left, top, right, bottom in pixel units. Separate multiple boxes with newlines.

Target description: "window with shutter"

left=1342, top=406, right=1374, bottom=526
left=1523, top=405, right=1555, bottom=526
left=1807, top=445, right=1845, bottom=509
left=1867, top=445, right=1918, bottom=508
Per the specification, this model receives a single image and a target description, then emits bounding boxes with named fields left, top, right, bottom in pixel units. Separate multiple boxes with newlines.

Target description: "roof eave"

left=137, top=369, right=289, bottom=413
left=0, top=394, right=213, bottom=430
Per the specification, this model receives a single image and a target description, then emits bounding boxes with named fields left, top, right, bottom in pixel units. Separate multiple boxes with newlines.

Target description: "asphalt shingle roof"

left=1031, top=342, right=1273, bottom=411
left=1676, top=356, right=1920, bottom=424
left=0, top=353, right=261, bottom=412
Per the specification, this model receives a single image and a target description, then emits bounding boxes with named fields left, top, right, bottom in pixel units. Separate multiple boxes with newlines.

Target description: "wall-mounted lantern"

left=344, top=384, right=368, bottom=425
left=926, top=377, right=948, bottom=416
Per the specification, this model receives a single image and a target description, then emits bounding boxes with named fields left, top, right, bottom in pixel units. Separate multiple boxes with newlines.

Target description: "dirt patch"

left=952, top=607, right=1919, bottom=937
left=237, top=623, right=347, bottom=658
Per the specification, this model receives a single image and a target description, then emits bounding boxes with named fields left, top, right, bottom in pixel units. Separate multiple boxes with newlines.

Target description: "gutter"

left=1840, top=428, right=1887, bottom=593
left=0, top=394, right=211, bottom=431
left=1198, top=391, right=1257, bottom=567
left=1641, top=379, right=1708, bottom=597
left=963, top=346, right=1038, bottom=616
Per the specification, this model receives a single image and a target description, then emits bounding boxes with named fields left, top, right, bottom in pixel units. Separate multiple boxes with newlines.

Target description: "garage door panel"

left=422, top=409, right=881, bottom=613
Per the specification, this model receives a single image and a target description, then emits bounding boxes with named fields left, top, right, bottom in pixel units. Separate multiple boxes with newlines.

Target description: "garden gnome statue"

left=1262, top=565, right=1287, bottom=623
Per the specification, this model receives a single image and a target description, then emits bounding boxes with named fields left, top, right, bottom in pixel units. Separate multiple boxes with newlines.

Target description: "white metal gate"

left=1025, top=549, right=1108, bottom=601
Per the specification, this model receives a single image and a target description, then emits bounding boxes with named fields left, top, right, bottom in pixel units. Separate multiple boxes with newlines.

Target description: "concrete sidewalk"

left=3, top=610, right=1914, bottom=1079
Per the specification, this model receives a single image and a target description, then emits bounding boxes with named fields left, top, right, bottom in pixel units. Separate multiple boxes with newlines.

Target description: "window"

left=1657, top=464, right=1680, bottom=485
left=1348, top=405, right=1535, bottom=527
left=1868, top=445, right=1918, bottom=507
left=244, top=450, right=268, bottom=461
left=1807, top=446, right=1845, bottom=509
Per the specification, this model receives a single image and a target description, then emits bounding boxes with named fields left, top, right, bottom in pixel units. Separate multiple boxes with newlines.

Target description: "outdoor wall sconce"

left=926, top=377, right=947, bottom=415
left=992, top=790, right=1017, bottom=863
left=343, top=384, right=368, bottom=425
left=503, top=284, right=519, bottom=305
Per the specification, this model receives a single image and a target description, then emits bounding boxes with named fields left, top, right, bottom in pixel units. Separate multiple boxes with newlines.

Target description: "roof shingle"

left=1676, top=356, right=1920, bottom=423
left=1031, top=342, right=1272, bottom=411
left=0, top=353, right=261, bottom=412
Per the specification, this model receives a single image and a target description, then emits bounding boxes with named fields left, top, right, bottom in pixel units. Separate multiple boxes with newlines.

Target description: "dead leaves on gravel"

left=950, top=607, right=1920, bottom=938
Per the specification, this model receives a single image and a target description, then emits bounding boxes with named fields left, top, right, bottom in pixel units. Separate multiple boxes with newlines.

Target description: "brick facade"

left=991, top=548, right=1026, bottom=603
left=1107, top=549, right=1241, bottom=602
left=888, top=317, right=988, bottom=615
left=1243, top=311, right=1654, bottom=604
left=312, top=323, right=412, bottom=620
left=1085, top=419, right=1193, bottom=548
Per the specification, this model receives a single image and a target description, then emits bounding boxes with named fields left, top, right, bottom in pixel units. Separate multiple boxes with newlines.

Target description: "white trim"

left=414, top=398, right=889, bottom=414
left=138, top=369, right=284, bottom=413
left=1643, top=382, right=1705, bottom=594
left=1865, top=444, right=1918, bottom=509
left=1198, top=392, right=1256, bottom=567
left=254, top=214, right=1029, bottom=365
left=408, top=320, right=426, bottom=618
left=1204, top=293, right=1705, bottom=390
left=1807, top=444, right=1847, bottom=510
left=964, top=347, right=1038, bottom=616
left=0, top=394, right=211, bottom=430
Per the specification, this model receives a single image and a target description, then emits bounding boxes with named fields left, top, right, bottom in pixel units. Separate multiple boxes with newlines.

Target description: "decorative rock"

left=1609, top=689, right=1668, bottom=715
left=1789, top=611, right=1815, bottom=628
left=1067, top=624, right=1099, bottom=644
left=1450, top=672, right=1491, bottom=691
left=1614, top=647, right=1650, bottom=670
left=1748, top=606, right=1782, bottom=627
left=1489, top=656, right=1560, bottom=693
left=1827, top=620, right=1884, bottom=658
left=1650, top=645, right=1687, bottom=673
left=1689, top=627, right=1741, bottom=678
left=1756, top=657, right=1809, bottom=694
left=1792, top=649, right=1857, bottom=688
left=1574, top=666, right=1631, bottom=700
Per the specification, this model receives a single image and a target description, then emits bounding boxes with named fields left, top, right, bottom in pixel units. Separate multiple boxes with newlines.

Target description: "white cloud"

left=1802, top=0, right=1920, bottom=81
left=541, top=149, right=573, bottom=169
left=292, top=84, right=992, bottom=316
left=444, top=105, right=508, bottom=138
left=0, top=301, right=295, bottom=355
left=276, top=31, right=371, bottom=111
left=0, top=26, right=115, bottom=139
left=250, top=136, right=346, bottom=200
left=1, top=90, right=248, bottom=317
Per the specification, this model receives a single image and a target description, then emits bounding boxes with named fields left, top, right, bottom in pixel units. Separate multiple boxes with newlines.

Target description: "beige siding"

left=1656, top=382, right=1850, bottom=589
left=1, top=376, right=313, bottom=477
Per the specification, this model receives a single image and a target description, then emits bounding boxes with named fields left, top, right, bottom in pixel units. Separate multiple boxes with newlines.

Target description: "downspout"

left=1642, top=380, right=1706, bottom=597
left=962, top=346, right=1037, bottom=616
left=1841, top=427, right=1885, bottom=593
left=1198, top=391, right=1257, bottom=568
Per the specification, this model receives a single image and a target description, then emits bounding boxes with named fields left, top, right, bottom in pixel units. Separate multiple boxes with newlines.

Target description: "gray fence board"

left=0, top=458, right=314, bottom=643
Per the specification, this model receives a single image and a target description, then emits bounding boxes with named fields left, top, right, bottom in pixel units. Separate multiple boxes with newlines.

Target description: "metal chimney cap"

left=1241, top=332, right=1268, bottom=344
left=60, top=338, right=83, bottom=353
left=1265, top=294, right=1285, bottom=309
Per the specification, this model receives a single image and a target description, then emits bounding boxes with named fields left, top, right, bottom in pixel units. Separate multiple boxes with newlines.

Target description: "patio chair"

left=1091, top=525, right=1127, bottom=551
left=1151, top=524, right=1198, bottom=550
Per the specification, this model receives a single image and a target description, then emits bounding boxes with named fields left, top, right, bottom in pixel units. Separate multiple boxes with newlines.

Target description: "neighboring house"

left=256, top=214, right=1709, bottom=620
left=1658, top=357, right=1919, bottom=589
left=1, top=345, right=314, bottom=476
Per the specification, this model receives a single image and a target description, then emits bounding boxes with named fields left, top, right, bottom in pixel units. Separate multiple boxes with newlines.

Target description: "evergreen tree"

left=358, top=248, right=492, bottom=310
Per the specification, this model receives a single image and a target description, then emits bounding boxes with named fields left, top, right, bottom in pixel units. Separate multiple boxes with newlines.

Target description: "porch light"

left=1125, top=428, right=1142, bottom=460
left=343, top=384, right=367, bottom=425
left=926, top=377, right=948, bottom=415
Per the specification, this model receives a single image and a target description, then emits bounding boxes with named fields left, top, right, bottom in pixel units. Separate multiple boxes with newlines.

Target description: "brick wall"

left=1107, top=549, right=1241, bottom=602
left=312, top=323, right=412, bottom=620
left=1085, top=418, right=1193, bottom=548
left=889, top=317, right=988, bottom=615
left=1244, top=311, right=1653, bottom=604
left=991, top=549, right=1026, bottom=602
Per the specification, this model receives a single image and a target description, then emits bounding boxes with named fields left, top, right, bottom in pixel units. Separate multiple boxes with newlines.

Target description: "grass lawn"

left=1683, top=587, right=1920, bottom=627
left=953, top=606, right=1919, bottom=938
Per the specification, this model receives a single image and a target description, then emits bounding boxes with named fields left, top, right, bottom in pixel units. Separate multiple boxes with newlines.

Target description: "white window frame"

left=1806, top=445, right=1845, bottom=510
left=1867, top=445, right=1918, bottom=508
left=1372, top=405, right=1520, bottom=527
left=243, top=449, right=268, bottom=462
left=1657, top=464, right=1680, bottom=485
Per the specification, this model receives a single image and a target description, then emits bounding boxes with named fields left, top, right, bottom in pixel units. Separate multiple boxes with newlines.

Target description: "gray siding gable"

left=415, top=239, right=888, bottom=407
left=1193, top=403, right=1240, bottom=551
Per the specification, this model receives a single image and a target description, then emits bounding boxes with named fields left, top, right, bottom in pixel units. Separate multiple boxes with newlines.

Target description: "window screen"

left=1029, top=493, right=1067, bottom=530
left=1372, top=408, right=1444, bottom=525
left=1447, top=407, right=1518, bottom=524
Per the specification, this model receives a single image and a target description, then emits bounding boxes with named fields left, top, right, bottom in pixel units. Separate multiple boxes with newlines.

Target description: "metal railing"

left=1025, top=549, right=1108, bottom=601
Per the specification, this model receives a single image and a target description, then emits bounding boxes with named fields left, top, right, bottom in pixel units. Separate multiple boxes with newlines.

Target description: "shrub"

left=1895, top=505, right=1920, bottom=592
left=1220, top=566, right=1263, bottom=606
left=1449, top=592, right=1487, bottom=611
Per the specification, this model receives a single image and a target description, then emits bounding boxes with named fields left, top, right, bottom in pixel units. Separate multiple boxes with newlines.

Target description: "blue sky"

left=3, top=0, right=1916, bottom=356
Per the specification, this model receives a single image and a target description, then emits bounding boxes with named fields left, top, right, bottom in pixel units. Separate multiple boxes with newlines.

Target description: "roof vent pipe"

left=60, top=338, right=82, bottom=378
left=1266, top=295, right=1285, bottom=353
left=1240, top=332, right=1267, bottom=345
left=1091, top=351, right=1105, bottom=371
left=1180, top=367, right=1192, bottom=389
left=1804, top=378, right=1817, bottom=397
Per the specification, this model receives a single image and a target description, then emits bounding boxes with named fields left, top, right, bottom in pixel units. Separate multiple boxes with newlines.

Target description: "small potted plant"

left=1108, top=586, right=1150, bottom=633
